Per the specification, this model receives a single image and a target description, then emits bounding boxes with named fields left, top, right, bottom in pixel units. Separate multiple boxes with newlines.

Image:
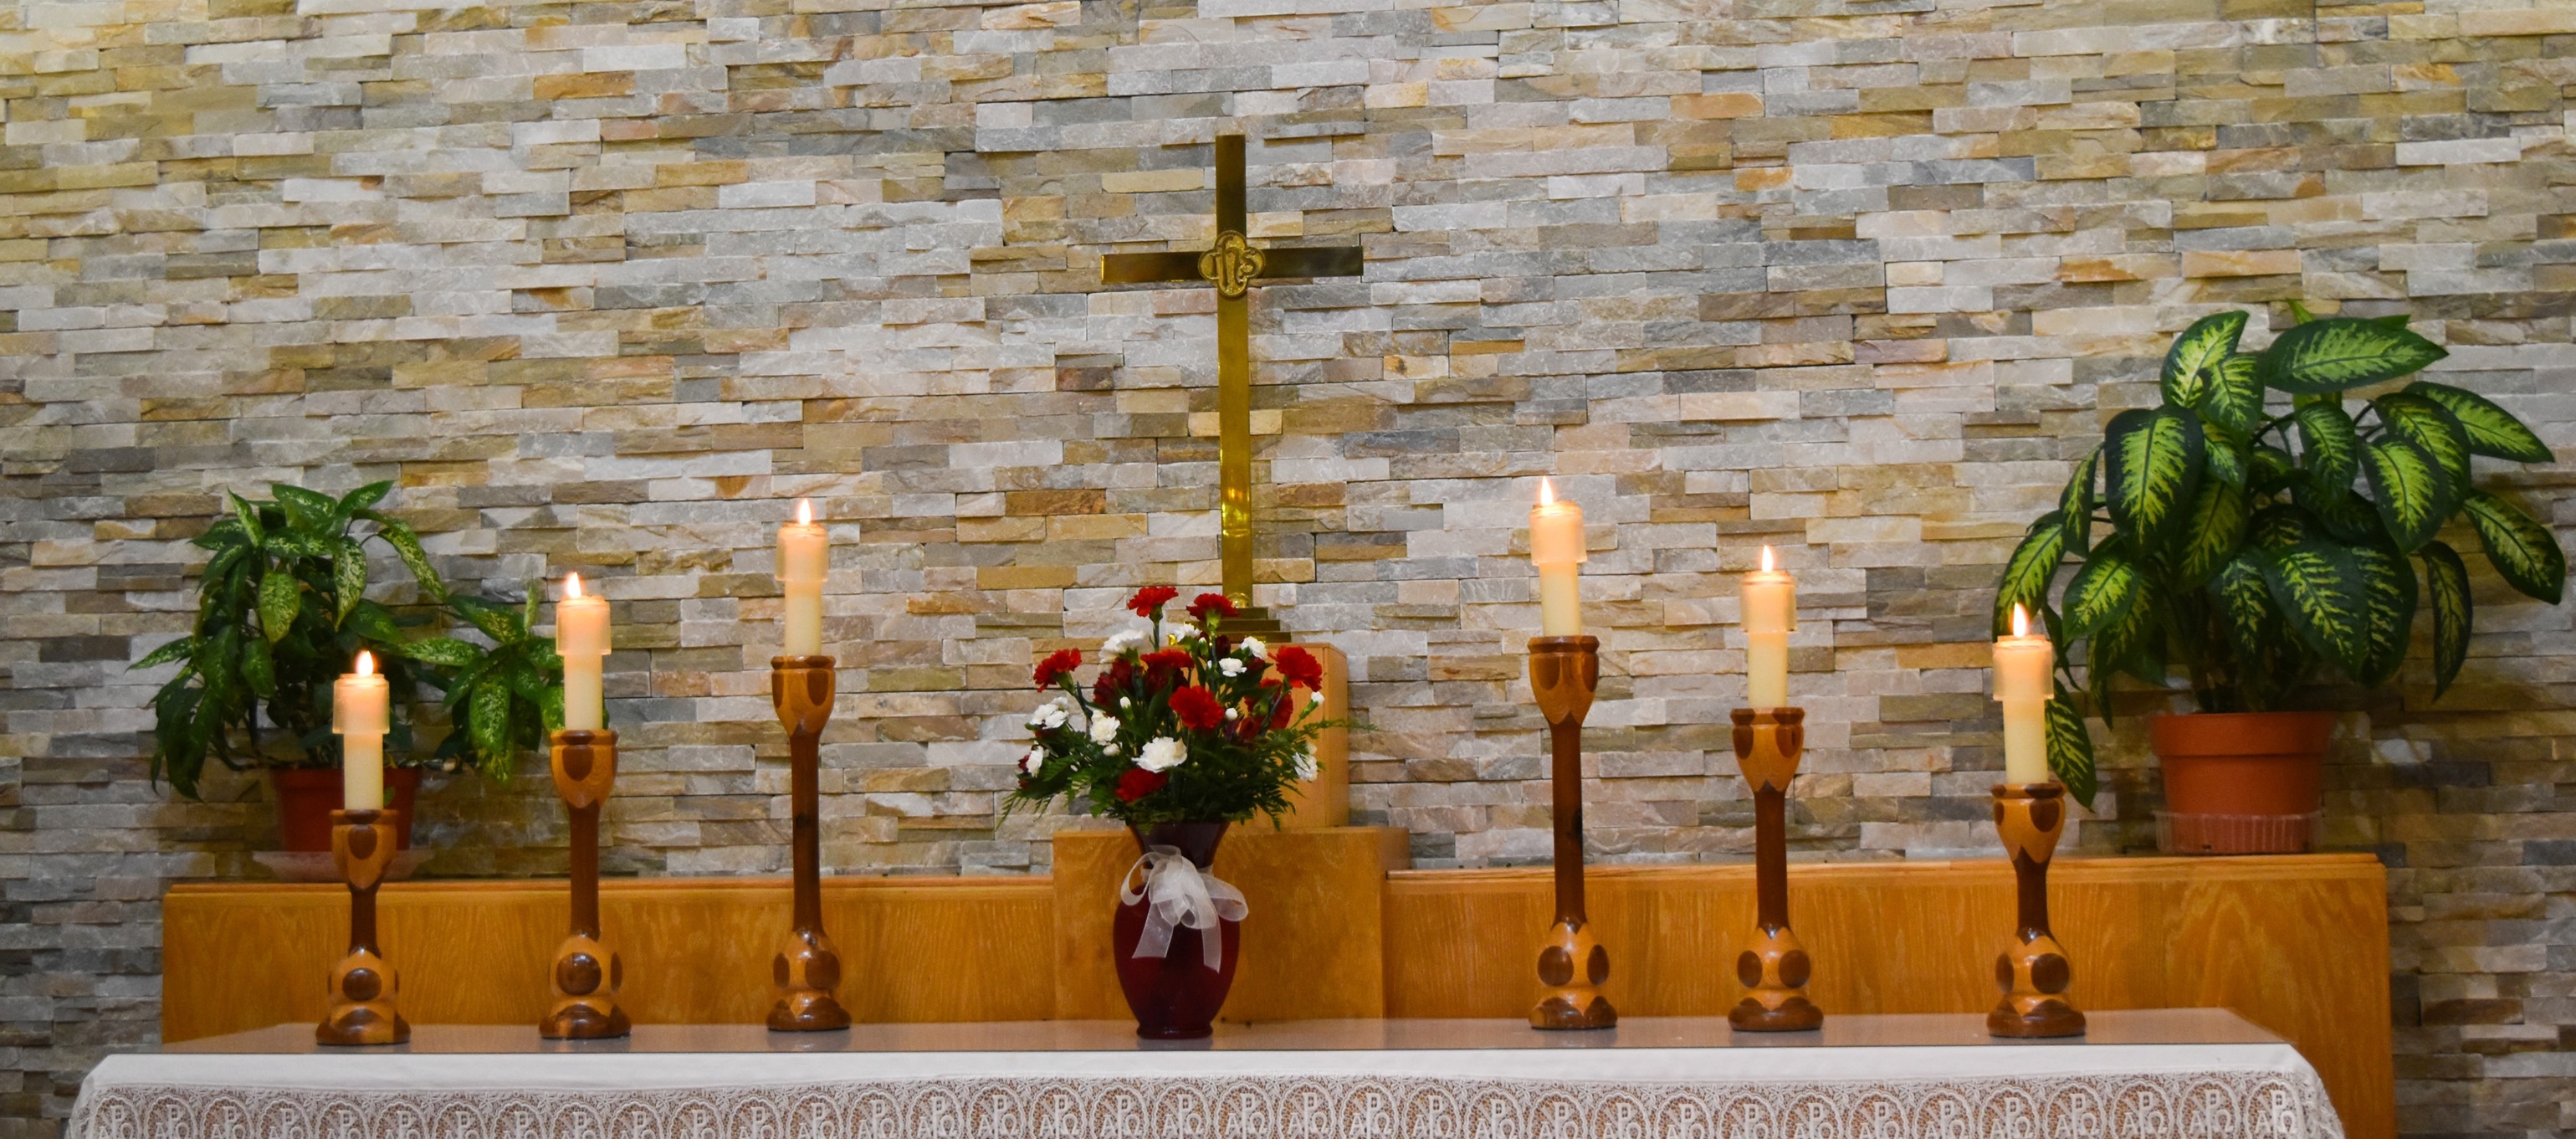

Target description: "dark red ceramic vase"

left=1113, top=821, right=1240, bottom=1039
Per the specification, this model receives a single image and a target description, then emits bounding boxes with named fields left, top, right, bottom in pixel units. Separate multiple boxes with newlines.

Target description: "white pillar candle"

left=556, top=572, right=610, bottom=731
left=778, top=498, right=828, bottom=656
left=1529, top=478, right=1585, bottom=637
left=1743, top=545, right=1795, bottom=708
left=1995, top=603, right=2056, bottom=785
left=332, top=650, right=389, bottom=812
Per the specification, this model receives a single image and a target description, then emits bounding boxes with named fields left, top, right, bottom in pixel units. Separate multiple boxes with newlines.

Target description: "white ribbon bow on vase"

left=1119, top=845, right=1249, bottom=971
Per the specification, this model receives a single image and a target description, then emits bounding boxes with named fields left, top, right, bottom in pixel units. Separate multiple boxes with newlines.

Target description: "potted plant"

left=396, top=588, right=567, bottom=782
left=1995, top=307, right=2565, bottom=852
left=1006, top=586, right=1335, bottom=1038
left=136, top=483, right=445, bottom=849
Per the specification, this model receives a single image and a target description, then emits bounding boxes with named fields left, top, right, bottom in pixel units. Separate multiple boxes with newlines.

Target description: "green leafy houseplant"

left=1995, top=310, right=2566, bottom=807
left=135, top=482, right=444, bottom=799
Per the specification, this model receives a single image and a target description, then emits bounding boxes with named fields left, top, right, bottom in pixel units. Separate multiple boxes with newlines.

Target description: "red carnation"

left=1033, top=648, right=1084, bottom=689
left=1170, top=685, right=1226, bottom=731
left=1273, top=644, right=1324, bottom=690
left=1093, top=658, right=1134, bottom=707
left=1269, top=695, right=1294, bottom=729
left=1114, top=767, right=1168, bottom=802
left=1127, top=585, right=1180, bottom=618
left=1186, top=593, right=1237, bottom=622
left=1141, top=648, right=1194, bottom=676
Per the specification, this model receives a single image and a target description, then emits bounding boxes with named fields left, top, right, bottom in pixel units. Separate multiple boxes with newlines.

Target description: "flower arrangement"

left=1008, top=586, right=1334, bottom=825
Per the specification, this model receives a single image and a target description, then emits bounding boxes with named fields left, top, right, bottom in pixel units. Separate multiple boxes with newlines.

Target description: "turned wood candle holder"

left=769, top=654, right=851, bottom=1032
left=1728, top=707, right=1822, bottom=1032
left=540, top=728, right=628, bottom=1039
left=1990, top=781, right=2086, bottom=1038
left=1527, top=634, right=1615, bottom=1030
left=317, top=808, right=409, bottom=1046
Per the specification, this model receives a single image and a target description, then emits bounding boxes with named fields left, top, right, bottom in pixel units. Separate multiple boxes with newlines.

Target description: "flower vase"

left=1114, top=821, right=1241, bottom=1039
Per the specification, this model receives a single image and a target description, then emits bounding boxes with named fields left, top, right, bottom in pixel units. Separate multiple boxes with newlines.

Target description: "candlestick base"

left=1527, top=635, right=1615, bottom=1031
left=541, top=728, right=629, bottom=1040
left=1728, top=707, right=1822, bottom=1032
left=317, top=809, right=408, bottom=1047
left=769, top=655, right=852, bottom=1033
left=1989, top=782, right=2085, bottom=1039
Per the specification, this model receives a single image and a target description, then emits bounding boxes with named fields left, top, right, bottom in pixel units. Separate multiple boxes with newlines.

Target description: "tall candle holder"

left=1728, top=706, right=1822, bottom=1031
left=769, top=654, right=851, bottom=1031
left=1989, top=781, right=2086, bottom=1038
left=316, top=808, right=408, bottom=1046
left=540, top=728, right=628, bottom=1039
left=1527, top=634, right=1615, bottom=1030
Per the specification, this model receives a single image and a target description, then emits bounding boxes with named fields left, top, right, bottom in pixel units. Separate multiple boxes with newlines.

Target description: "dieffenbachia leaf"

left=2211, top=552, right=2285, bottom=668
left=2250, top=444, right=2300, bottom=494
left=2293, top=400, right=2360, bottom=493
left=362, top=512, right=447, bottom=602
left=258, top=568, right=300, bottom=644
left=2091, top=569, right=2165, bottom=686
left=2203, top=420, right=2249, bottom=488
left=2360, top=438, right=2456, bottom=554
left=2062, top=536, right=2143, bottom=640
left=336, top=480, right=394, bottom=521
left=2045, top=680, right=2097, bottom=811
left=2104, top=407, right=2204, bottom=549
left=230, top=493, right=266, bottom=549
left=2251, top=504, right=2316, bottom=552
left=2261, top=538, right=2374, bottom=677
left=2299, top=485, right=2382, bottom=546
left=2351, top=541, right=2417, bottom=687
left=2460, top=489, right=2568, bottom=603
left=2420, top=540, right=2471, bottom=698
left=2059, top=449, right=2099, bottom=557
left=398, top=636, right=485, bottom=669
left=242, top=635, right=276, bottom=699
left=2256, top=316, right=2449, bottom=394
left=272, top=485, right=337, bottom=535
left=2404, top=381, right=2552, bottom=464
left=2175, top=477, right=2251, bottom=587
left=2374, top=392, right=2472, bottom=483
left=132, top=637, right=195, bottom=670
left=1995, top=512, right=2067, bottom=635
left=333, top=538, right=369, bottom=624
left=2161, top=311, right=2247, bottom=410
left=2204, top=353, right=2266, bottom=434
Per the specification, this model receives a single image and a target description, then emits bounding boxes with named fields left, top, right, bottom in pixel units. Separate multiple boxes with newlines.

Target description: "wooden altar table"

left=77, top=1011, right=2338, bottom=1139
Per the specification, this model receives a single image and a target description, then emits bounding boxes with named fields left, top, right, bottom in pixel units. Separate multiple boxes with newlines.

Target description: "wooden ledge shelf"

left=163, top=836, right=2389, bottom=1139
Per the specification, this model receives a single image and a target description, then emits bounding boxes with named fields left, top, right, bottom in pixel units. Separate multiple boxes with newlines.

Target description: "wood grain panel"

left=1380, top=854, right=2392, bottom=1139
left=1052, top=825, right=1409, bottom=1022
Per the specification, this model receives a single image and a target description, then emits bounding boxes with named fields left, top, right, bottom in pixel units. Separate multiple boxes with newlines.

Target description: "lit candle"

left=1743, top=545, right=1795, bottom=708
left=1529, top=478, right=1586, bottom=637
left=333, top=650, right=389, bottom=812
left=556, top=572, right=610, bottom=731
left=778, top=498, right=828, bottom=656
left=1995, top=603, right=2055, bottom=785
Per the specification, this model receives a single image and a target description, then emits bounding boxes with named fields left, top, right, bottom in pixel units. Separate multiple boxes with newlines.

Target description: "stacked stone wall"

left=2, top=0, right=2573, bottom=1133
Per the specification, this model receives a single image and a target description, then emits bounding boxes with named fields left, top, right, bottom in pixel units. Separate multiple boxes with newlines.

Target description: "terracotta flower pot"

left=2148, top=711, right=2335, bottom=854
left=273, top=767, right=420, bottom=853
left=1113, top=821, right=1240, bottom=1039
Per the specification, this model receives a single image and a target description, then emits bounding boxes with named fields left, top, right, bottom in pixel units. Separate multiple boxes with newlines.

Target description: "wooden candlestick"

left=1728, top=706, right=1822, bottom=1032
left=316, top=808, right=408, bottom=1046
left=1990, top=781, right=2086, bottom=1038
left=1527, top=634, right=1615, bottom=1030
left=540, top=728, right=628, bottom=1039
left=769, top=654, right=850, bottom=1032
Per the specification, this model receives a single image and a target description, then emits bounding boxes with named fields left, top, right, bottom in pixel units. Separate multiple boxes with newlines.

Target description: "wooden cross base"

left=1990, top=782, right=2086, bottom=1039
left=769, top=655, right=851, bottom=1032
left=317, top=809, right=409, bottom=1047
left=1728, top=707, right=1822, bottom=1032
left=1527, top=635, right=1614, bottom=1031
left=541, top=728, right=629, bottom=1039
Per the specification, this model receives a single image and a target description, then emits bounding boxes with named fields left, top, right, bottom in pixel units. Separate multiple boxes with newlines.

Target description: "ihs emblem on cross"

left=1102, top=135, right=1364, bottom=618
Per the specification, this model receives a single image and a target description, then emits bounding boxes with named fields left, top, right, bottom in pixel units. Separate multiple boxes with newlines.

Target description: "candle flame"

left=1759, top=544, right=1775, bottom=573
left=1537, top=477, right=1555, bottom=506
left=355, top=650, right=376, bottom=677
left=565, top=572, right=583, bottom=600
left=2012, top=603, right=2030, bottom=638
left=796, top=497, right=812, bottom=526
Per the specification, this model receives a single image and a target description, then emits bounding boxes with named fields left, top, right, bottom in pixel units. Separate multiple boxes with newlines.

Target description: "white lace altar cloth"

left=73, top=1018, right=2343, bottom=1139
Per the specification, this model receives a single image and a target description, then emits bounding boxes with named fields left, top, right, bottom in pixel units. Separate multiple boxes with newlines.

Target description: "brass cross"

left=1102, top=135, right=1364, bottom=613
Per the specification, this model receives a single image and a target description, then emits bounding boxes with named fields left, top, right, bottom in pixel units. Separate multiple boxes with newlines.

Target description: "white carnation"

left=1217, top=658, right=1245, bottom=678
left=1312, top=690, right=1325, bottom=705
left=1224, top=707, right=1239, bottom=721
left=1020, top=746, right=1046, bottom=774
left=1103, top=743, right=1119, bottom=756
left=1088, top=715, right=1120, bottom=744
left=1102, top=629, right=1147, bottom=657
left=1027, top=699, right=1070, bottom=731
left=1240, top=637, right=1268, bottom=661
left=1294, top=752, right=1320, bottom=782
left=1138, top=736, right=1186, bottom=772
left=1175, top=624, right=1201, bottom=641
